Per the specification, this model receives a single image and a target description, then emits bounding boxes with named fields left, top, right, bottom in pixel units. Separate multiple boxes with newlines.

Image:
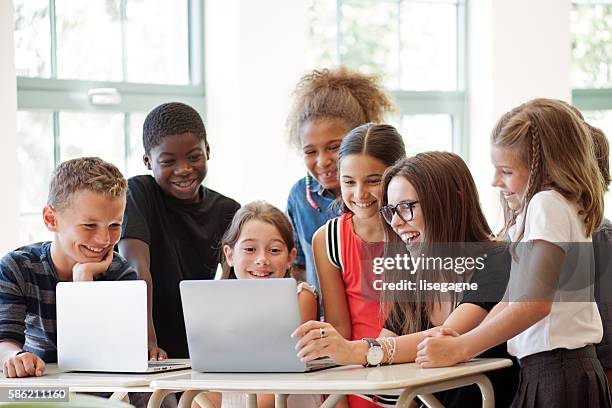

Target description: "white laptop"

left=56, top=280, right=190, bottom=373
left=180, top=278, right=336, bottom=372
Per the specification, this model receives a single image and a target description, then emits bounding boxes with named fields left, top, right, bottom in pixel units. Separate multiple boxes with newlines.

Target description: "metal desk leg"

left=194, top=392, right=217, bottom=408
left=473, top=375, right=495, bottom=408
left=148, top=389, right=175, bottom=408
left=246, top=393, right=258, bottom=408
left=179, top=389, right=205, bottom=408
left=109, top=391, right=128, bottom=401
left=275, top=394, right=287, bottom=408
left=396, top=373, right=495, bottom=408
left=320, top=394, right=345, bottom=408
left=417, top=394, right=444, bottom=408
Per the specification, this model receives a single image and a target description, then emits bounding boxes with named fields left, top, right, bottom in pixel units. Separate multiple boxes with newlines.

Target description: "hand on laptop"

left=72, top=249, right=114, bottom=281
left=3, top=351, right=45, bottom=378
left=292, top=321, right=362, bottom=366
left=148, top=342, right=167, bottom=361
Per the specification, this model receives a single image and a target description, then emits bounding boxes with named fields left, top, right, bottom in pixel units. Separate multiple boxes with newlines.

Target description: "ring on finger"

left=319, top=327, right=326, bottom=339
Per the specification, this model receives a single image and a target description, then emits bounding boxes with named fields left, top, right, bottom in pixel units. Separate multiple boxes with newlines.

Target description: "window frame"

left=329, top=0, right=469, bottom=157
left=570, top=0, right=612, bottom=114
left=15, top=0, right=206, bottom=166
left=15, top=0, right=205, bottom=242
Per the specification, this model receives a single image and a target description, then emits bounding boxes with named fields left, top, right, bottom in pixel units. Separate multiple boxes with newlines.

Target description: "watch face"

left=367, top=346, right=384, bottom=366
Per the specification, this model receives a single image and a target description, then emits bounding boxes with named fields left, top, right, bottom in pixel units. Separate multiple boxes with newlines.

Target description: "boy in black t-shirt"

left=119, top=102, right=240, bottom=359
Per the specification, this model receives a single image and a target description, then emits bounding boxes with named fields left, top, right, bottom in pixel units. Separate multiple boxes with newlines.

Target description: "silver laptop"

left=181, top=278, right=336, bottom=372
left=56, top=280, right=190, bottom=373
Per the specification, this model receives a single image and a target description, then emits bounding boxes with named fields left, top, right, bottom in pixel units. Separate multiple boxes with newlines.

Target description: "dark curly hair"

left=142, top=102, right=208, bottom=154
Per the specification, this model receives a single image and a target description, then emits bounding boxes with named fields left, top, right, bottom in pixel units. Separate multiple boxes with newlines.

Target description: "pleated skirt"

left=511, top=345, right=612, bottom=408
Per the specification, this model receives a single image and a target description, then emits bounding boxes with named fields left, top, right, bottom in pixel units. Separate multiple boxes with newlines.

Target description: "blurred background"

left=1, top=0, right=611, bottom=252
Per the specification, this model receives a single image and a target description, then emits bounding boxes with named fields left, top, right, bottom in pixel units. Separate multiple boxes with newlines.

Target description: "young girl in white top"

left=194, top=201, right=320, bottom=408
left=414, top=98, right=611, bottom=407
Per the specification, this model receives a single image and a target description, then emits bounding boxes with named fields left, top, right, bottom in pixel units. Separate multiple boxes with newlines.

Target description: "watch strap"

left=362, top=338, right=383, bottom=367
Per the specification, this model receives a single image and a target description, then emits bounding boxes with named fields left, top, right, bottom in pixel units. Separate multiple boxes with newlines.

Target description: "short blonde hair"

left=48, top=157, right=127, bottom=211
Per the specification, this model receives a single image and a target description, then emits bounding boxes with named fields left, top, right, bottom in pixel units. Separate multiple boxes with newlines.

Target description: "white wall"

left=468, top=0, right=572, bottom=230
left=0, top=0, right=19, bottom=254
left=204, top=0, right=308, bottom=209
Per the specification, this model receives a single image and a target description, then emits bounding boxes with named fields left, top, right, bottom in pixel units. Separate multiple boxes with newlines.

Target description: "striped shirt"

left=0, top=242, right=136, bottom=363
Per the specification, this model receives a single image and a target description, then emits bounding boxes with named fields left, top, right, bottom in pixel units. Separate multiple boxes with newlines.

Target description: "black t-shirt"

left=121, top=175, right=240, bottom=357
left=384, top=247, right=518, bottom=407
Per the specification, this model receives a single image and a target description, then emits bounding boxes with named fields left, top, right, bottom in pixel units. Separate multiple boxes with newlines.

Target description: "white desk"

left=0, top=363, right=191, bottom=400
left=149, top=358, right=512, bottom=408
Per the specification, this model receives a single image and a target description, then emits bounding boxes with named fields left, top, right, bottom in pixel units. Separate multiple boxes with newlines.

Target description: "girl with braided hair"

left=285, top=67, right=394, bottom=295
left=414, top=98, right=611, bottom=407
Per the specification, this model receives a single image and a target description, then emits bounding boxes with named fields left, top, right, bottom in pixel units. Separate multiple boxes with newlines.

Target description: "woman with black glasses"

left=293, top=151, right=518, bottom=407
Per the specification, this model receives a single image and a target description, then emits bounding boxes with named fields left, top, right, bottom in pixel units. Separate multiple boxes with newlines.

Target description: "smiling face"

left=491, top=145, right=530, bottom=211
left=301, top=119, right=350, bottom=194
left=386, top=175, right=424, bottom=246
left=144, top=132, right=208, bottom=203
left=44, top=189, right=125, bottom=276
left=223, top=220, right=296, bottom=280
left=339, top=153, right=388, bottom=220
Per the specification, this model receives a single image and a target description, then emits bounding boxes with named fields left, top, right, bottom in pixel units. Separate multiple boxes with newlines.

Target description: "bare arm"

left=313, top=227, right=352, bottom=339
left=478, top=291, right=509, bottom=325
left=118, top=238, right=166, bottom=360
left=416, top=240, right=562, bottom=367
left=298, top=290, right=318, bottom=324
left=295, top=287, right=497, bottom=365
left=373, top=303, right=488, bottom=365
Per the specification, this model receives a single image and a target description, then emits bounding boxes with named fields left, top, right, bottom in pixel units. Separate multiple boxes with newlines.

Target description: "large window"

left=308, top=0, right=467, bottom=156
left=571, top=0, right=612, bottom=218
left=14, top=0, right=204, bottom=244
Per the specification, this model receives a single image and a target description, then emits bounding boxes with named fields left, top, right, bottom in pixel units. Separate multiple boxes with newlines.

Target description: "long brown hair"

left=220, top=201, right=295, bottom=279
left=286, top=67, right=394, bottom=149
left=491, top=98, right=604, bottom=240
left=553, top=101, right=610, bottom=193
left=590, top=125, right=611, bottom=192
left=380, top=152, right=494, bottom=334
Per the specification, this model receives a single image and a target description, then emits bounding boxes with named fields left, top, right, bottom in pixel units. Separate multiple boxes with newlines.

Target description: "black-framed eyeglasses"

left=380, top=200, right=419, bottom=224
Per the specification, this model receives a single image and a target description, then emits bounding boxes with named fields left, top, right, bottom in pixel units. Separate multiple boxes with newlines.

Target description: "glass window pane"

left=16, top=111, right=54, bottom=245
left=55, top=0, right=123, bottom=81
left=583, top=110, right=612, bottom=220
left=309, top=0, right=461, bottom=91
left=396, top=114, right=453, bottom=155
left=571, top=3, right=612, bottom=89
left=13, top=0, right=51, bottom=78
left=339, top=0, right=399, bottom=89
left=125, top=0, right=190, bottom=85
left=399, top=1, right=458, bottom=90
left=59, top=112, right=125, bottom=173
left=127, top=113, right=147, bottom=177
left=308, top=0, right=338, bottom=68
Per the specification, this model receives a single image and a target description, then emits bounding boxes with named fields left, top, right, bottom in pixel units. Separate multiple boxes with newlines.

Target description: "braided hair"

left=491, top=98, right=604, bottom=243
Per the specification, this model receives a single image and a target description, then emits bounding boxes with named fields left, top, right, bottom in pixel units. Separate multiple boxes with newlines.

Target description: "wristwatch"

left=362, top=338, right=384, bottom=367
